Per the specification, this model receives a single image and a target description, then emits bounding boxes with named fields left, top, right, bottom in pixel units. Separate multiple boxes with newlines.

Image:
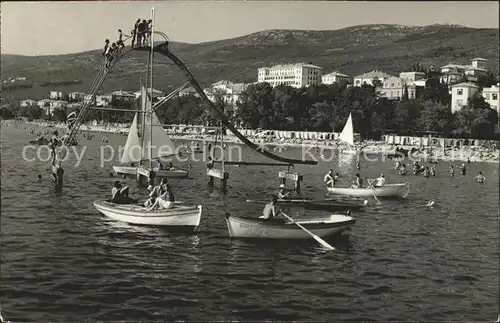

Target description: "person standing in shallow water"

left=474, top=171, right=486, bottom=183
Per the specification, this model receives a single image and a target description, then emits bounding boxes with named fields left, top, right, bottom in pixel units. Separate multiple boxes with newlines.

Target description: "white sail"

left=339, top=112, right=354, bottom=146
left=141, top=89, right=176, bottom=161
left=120, top=113, right=142, bottom=164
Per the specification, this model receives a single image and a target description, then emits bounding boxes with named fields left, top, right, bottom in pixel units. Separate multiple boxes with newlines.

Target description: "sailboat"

left=112, top=84, right=189, bottom=178
left=338, top=112, right=358, bottom=155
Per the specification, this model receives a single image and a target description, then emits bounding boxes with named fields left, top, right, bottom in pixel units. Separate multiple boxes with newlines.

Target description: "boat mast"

left=221, top=121, right=225, bottom=173
left=149, top=7, right=155, bottom=170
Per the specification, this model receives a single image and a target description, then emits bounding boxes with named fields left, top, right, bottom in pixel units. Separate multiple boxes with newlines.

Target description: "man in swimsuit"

left=474, top=171, right=486, bottom=183
left=111, top=181, right=137, bottom=204
left=260, top=196, right=278, bottom=220
left=324, top=169, right=334, bottom=188
left=278, top=183, right=291, bottom=200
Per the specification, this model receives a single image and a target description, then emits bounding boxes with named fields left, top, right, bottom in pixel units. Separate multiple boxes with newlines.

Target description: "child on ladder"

left=117, top=29, right=128, bottom=49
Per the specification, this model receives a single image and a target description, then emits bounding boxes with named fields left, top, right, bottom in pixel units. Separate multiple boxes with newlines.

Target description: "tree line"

left=2, top=71, right=498, bottom=140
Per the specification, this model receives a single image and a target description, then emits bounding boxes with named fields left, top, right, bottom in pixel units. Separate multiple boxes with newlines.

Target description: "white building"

left=49, top=91, right=66, bottom=100
left=471, top=58, right=488, bottom=69
left=133, top=88, right=165, bottom=100
left=178, top=87, right=199, bottom=97
left=37, top=99, right=67, bottom=115
left=20, top=99, right=37, bottom=108
left=377, top=76, right=416, bottom=100
left=450, top=82, right=479, bottom=113
left=353, top=70, right=392, bottom=87
left=111, top=90, right=135, bottom=102
left=204, top=80, right=249, bottom=105
left=321, top=71, right=351, bottom=85
left=399, top=72, right=426, bottom=84
left=482, top=84, right=500, bottom=115
left=257, top=63, right=323, bottom=88
left=69, top=92, right=86, bottom=102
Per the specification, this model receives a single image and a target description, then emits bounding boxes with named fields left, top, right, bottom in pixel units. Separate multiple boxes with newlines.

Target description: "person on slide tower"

left=131, top=18, right=140, bottom=48
left=117, top=29, right=128, bottom=49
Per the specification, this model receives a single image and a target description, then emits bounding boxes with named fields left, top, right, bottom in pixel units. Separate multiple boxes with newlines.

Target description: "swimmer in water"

left=37, top=174, right=42, bottom=182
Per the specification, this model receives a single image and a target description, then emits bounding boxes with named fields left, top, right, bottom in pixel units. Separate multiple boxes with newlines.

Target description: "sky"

left=1, top=1, right=499, bottom=56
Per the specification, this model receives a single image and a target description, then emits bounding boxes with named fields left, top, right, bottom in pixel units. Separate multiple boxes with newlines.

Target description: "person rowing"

left=368, top=174, right=385, bottom=188
left=351, top=173, right=363, bottom=188
left=324, top=169, right=334, bottom=188
left=278, top=183, right=291, bottom=200
left=474, top=171, right=486, bottom=183
left=111, top=181, right=137, bottom=204
left=259, top=195, right=279, bottom=220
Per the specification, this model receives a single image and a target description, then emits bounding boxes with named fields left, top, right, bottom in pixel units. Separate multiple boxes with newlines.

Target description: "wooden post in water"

left=51, top=164, right=64, bottom=192
left=278, top=170, right=302, bottom=194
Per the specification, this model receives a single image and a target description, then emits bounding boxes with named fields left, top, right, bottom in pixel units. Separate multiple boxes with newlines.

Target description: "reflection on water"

left=1, top=125, right=499, bottom=321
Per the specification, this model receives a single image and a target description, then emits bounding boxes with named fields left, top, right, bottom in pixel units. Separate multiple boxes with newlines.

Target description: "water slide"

left=134, top=42, right=318, bottom=166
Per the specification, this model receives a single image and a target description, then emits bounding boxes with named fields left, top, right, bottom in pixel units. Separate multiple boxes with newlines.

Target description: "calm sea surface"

left=1, top=124, right=499, bottom=322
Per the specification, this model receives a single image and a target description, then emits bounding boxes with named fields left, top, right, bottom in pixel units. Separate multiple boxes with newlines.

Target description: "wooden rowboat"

left=94, top=200, right=202, bottom=231
left=225, top=213, right=355, bottom=239
left=112, top=166, right=189, bottom=178
left=245, top=198, right=365, bottom=211
left=326, top=183, right=410, bottom=198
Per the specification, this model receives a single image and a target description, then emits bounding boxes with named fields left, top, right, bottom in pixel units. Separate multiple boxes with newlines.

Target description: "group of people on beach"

left=102, top=18, right=153, bottom=69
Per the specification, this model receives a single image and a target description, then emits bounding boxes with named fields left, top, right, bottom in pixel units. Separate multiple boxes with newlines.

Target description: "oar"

left=367, top=180, right=381, bottom=205
left=279, top=212, right=335, bottom=250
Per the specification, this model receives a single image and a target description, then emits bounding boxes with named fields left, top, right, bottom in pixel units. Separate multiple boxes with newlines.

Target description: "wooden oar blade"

left=312, top=235, right=335, bottom=250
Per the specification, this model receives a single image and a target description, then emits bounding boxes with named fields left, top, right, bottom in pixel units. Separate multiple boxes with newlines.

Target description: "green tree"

left=52, top=108, right=67, bottom=122
left=419, top=101, right=454, bottom=135
left=27, top=106, right=43, bottom=120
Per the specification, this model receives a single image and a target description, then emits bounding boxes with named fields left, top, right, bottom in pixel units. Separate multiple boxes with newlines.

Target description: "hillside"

left=1, top=24, right=498, bottom=104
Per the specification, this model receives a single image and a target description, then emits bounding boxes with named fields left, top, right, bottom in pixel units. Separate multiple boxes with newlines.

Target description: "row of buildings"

left=20, top=88, right=167, bottom=116
left=18, top=57, right=498, bottom=118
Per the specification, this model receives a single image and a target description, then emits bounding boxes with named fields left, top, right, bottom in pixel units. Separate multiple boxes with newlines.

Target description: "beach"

left=12, top=120, right=500, bottom=163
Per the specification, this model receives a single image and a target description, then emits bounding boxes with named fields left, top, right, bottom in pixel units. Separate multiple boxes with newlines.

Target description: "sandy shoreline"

left=14, top=121, right=500, bottom=164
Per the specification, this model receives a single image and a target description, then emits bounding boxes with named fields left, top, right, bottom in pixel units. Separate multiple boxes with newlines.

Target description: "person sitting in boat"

left=351, top=173, right=363, bottom=188
left=324, top=169, right=334, bottom=188
left=474, top=171, right=486, bottom=183
left=449, top=165, right=455, bottom=177
left=157, top=160, right=164, bottom=170
left=368, top=174, right=385, bottom=188
left=259, top=196, right=279, bottom=220
left=111, top=181, right=137, bottom=204
left=146, top=183, right=175, bottom=210
left=278, top=184, right=291, bottom=200
left=168, top=162, right=175, bottom=170
left=150, top=177, right=168, bottom=201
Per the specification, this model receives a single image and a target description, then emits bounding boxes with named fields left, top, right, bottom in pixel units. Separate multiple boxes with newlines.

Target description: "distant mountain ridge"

left=1, top=24, right=498, bottom=104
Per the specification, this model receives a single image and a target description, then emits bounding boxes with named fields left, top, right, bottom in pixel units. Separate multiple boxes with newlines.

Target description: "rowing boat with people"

left=225, top=213, right=355, bottom=240
left=245, top=198, right=366, bottom=211
left=94, top=200, right=202, bottom=231
left=326, top=183, right=410, bottom=198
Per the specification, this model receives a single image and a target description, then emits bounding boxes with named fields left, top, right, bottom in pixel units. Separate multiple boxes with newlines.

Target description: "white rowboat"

left=112, top=165, right=189, bottom=178
left=327, top=183, right=410, bottom=198
left=225, top=213, right=355, bottom=239
left=94, top=200, right=202, bottom=231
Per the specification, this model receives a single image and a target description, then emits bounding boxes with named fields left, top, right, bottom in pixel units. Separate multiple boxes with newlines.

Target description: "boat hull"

left=112, top=166, right=189, bottom=178
left=225, top=214, right=355, bottom=239
left=327, top=183, right=410, bottom=198
left=245, top=199, right=364, bottom=211
left=94, top=200, right=202, bottom=231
